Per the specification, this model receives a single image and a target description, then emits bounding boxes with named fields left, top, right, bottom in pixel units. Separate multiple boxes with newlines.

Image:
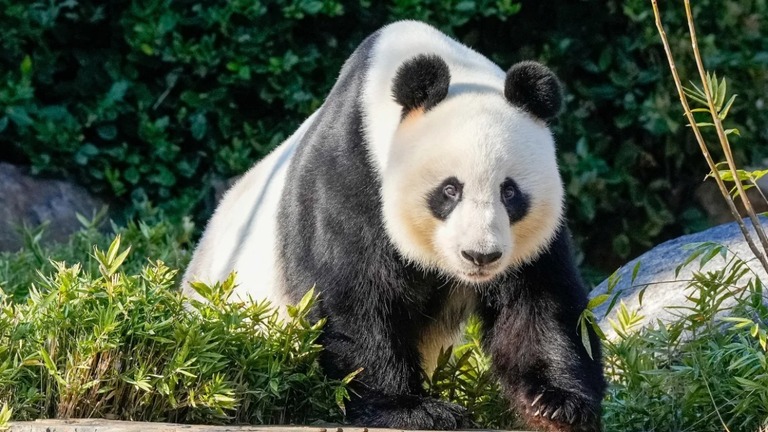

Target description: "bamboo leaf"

left=0, top=404, right=12, bottom=431
left=579, top=317, right=593, bottom=360
left=631, top=261, right=642, bottom=284
left=719, top=94, right=737, bottom=119
left=683, top=85, right=709, bottom=106
left=716, top=75, right=726, bottom=108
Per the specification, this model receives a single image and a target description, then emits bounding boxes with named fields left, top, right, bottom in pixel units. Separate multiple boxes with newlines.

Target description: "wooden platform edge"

left=7, top=419, right=528, bottom=432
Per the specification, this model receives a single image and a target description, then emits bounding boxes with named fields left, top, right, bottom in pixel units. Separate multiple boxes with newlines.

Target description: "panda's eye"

left=502, top=186, right=516, bottom=201
left=443, top=184, right=460, bottom=199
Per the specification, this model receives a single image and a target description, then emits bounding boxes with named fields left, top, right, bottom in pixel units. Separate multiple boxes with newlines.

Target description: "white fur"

left=362, top=21, right=504, bottom=174
left=181, top=111, right=319, bottom=306
left=381, top=83, right=563, bottom=285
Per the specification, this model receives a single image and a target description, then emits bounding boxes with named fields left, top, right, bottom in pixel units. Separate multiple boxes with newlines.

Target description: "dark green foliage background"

left=2, top=0, right=767, bottom=276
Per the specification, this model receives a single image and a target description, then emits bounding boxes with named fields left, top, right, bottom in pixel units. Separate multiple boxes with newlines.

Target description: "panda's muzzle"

left=460, top=250, right=502, bottom=267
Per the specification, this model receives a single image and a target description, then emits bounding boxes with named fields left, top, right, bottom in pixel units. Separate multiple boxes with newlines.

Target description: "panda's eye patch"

left=500, top=178, right=530, bottom=224
left=428, top=177, right=463, bottom=220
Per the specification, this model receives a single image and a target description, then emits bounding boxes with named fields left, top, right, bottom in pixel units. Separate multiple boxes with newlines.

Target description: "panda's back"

left=181, top=112, right=319, bottom=306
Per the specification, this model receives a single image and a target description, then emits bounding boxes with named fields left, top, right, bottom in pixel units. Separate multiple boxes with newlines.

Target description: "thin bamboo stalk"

left=650, top=0, right=768, bottom=274
left=683, top=0, right=768, bottom=258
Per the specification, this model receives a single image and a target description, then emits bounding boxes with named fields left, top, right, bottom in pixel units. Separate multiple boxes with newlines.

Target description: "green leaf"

left=20, top=55, right=33, bottom=76
left=97, top=124, right=118, bottom=140
left=612, top=233, right=631, bottom=258
left=106, top=81, right=129, bottom=103
left=587, top=294, right=609, bottom=310
left=716, top=75, right=726, bottom=108
left=190, top=112, right=208, bottom=141
left=40, top=348, right=66, bottom=385
left=6, top=107, right=33, bottom=127
left=631, top=261, right=642, bottom=284
left=579, top=317, right=594, bottom=360
left=0, top=403, right=12, bottom=430
left=719, top=94, right=737, bottom=119
left=269, top=379, right=279, bottom=394
left=297, top=286, right=316, bottom=314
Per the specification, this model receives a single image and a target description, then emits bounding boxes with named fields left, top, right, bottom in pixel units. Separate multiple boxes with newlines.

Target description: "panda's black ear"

left=392, top=54, right=451, bottom=116
left=504, top=61, right=563, bottom=122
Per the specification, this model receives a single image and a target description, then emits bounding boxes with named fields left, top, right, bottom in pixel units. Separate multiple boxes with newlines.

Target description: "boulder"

left=0, top=163, right=109, bottom=252
left=589, top=216, right=768, bottom=339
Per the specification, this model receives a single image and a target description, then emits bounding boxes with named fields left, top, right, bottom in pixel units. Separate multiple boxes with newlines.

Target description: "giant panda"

left=182, top=20, right=605, bottom=432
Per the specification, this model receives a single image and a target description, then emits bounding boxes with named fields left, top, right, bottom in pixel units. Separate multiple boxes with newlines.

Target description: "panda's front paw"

left=518, top=388, right=601, bottom=432
left=418, top=397, right=469, bottom=429
left=348, top=394, right=468, bottom=430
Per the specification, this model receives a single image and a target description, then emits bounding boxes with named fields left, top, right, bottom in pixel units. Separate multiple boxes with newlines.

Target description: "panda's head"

left=381, top=54, right=565, bottom=285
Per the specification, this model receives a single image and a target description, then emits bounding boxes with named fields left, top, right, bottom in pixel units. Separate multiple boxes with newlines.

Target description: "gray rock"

left=0, top=163, right=109, bottom=252
left=589, top=217, right=768, bottom=339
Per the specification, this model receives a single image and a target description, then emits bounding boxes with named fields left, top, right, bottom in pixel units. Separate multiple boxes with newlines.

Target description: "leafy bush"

left=601, top=243, right=768, bottom=431
left=0, top=235, right=352, bottom=424
left=0, top=210, right=193, bottom=300
left=4, top=0, right=767, bottom=277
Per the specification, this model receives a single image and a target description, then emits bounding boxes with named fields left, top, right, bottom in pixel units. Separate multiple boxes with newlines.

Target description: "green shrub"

left=0, top=235, right=352, bottom=424
left=0, top=210, right=193, bottom=300
left=600, top=243, right=768, bottom=430
left=4, top=0, right=767, bottom=277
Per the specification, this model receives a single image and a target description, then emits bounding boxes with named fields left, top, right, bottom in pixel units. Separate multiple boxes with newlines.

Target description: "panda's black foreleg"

left=477, top=229, right=606, bottom=432
left=317, top=308, right=467, bottom=430
left=345, top=391, right=468, bottom=430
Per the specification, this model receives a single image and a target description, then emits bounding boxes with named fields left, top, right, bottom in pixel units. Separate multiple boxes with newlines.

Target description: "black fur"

left=477, top=228, right=605, bottom=431
left=501, top=177, right=530, bottom=224
left=392, top=54, right=451, bottom=116
left=504, top=61, right=563, bottom=121
left=276, top=28, right=604, bottom=432
left=427, top=177, right=463, bottom=221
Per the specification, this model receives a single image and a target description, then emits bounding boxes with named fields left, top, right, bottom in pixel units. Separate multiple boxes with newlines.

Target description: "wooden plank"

left=8, top=419, right=527, bottom=432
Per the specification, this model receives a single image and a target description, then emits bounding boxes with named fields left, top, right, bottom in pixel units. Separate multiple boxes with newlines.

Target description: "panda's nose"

left=461, top=250, right=502, bottom=266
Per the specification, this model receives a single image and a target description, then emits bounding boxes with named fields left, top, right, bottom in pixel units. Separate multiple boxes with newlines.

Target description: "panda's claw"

left=550, top=407, right=562, bottom=420
left=518, top=386, right=602, bottom=431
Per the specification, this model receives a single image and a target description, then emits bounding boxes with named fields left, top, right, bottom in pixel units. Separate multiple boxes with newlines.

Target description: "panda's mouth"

left=461, top=268, right=502, bottom=284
